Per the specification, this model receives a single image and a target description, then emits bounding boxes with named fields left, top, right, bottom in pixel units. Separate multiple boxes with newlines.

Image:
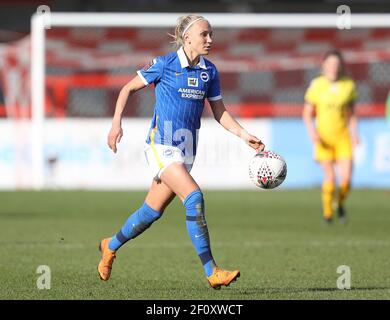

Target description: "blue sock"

left=184, top=190, right=216, bottom=277
left=108, top=202, right=161, bottom=251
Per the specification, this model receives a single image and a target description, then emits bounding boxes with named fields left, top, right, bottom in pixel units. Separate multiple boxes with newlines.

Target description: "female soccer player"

left=303, top=49, right=359, bottom=224
left=97, top=14, right=265, bottom=289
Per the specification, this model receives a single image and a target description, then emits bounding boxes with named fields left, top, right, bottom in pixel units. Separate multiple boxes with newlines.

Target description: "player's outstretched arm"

left=108, top=75, right=146, bottom=153
left=347, top=103, right=360, bottom=146
left=209, top=99, right=265, bottom=152
left=302, top=102, right=320, bottom=145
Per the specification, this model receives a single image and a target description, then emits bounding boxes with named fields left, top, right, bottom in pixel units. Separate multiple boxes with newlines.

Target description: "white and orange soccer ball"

left=249, top=150, right=287, bottom=189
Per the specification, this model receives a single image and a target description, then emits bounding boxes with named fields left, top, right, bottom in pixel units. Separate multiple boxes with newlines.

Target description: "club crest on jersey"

left=188, top=77, right=198, bottom=87
left=200, top=72, right=209, bottom=82
left=163, top=149, right=174, bottom=157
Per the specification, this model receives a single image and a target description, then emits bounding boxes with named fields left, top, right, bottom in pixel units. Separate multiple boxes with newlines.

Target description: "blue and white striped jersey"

left=137, top=47, right=222, bottom=157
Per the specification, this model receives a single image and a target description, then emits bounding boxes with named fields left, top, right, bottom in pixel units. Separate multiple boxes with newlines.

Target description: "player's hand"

left=245, top=134, right=265, bottom=153
left=107, top=123, right=123, bottom=153
left=352, top=134, right=360, bottom=147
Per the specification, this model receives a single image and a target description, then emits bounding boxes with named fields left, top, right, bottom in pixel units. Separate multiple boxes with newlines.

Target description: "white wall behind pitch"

left=0, top=118, right=271, bottom=189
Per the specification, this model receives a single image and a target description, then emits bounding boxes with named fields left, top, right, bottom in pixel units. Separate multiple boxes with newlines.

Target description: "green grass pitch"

left=1, top=189, right=390, bottom=300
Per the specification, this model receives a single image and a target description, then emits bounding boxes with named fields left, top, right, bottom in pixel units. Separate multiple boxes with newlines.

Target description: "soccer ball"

left=249, top=150, right=287, bottom=189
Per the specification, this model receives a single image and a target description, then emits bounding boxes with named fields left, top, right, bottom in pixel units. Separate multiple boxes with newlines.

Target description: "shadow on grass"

left=235, top=286, right=390, bottom=295
left=308, top=286, right=390, bottom=292
left=0, top=212, right=50, bottom=219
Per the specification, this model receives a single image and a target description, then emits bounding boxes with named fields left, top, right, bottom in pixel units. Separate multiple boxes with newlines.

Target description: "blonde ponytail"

left=169, top=14, right=206, bottom=48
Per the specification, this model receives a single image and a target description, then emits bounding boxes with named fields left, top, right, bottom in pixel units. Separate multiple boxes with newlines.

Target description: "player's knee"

left=183, top=189, right=204, bottom=214
left=323, top=169, right=335, bottom=183
left=324, top=174, right=335, bottom=183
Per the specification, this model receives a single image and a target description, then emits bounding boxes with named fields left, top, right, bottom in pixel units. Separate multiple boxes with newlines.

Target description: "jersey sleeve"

left=207, top=68, right=222, bottom=101
left=304, top=79, right=318, bottom=106
left=137, top=57, right=164, bottom=86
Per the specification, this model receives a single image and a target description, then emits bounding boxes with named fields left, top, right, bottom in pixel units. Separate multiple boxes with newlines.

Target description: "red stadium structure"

left=0, top=24, right=389, bottom=120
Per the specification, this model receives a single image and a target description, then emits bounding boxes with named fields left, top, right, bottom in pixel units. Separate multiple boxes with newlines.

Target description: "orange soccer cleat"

left=207, top=267, right=240, bottom=290
left=97, top=237, right=116, bottom=281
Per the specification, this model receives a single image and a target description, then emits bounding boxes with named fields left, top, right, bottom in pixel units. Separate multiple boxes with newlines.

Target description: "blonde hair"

left=169, top=14, right=207, bottom=48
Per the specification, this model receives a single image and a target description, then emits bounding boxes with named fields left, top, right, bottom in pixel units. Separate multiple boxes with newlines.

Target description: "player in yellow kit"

left=303, top=49, right=359, bottom=224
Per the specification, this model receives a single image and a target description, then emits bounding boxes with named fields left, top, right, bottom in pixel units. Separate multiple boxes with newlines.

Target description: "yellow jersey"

left=304, top=75, right=357, bottom=143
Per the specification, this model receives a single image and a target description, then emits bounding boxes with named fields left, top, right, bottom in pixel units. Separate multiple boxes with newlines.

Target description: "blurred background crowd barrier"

left=0, top=1, right=389, bottom=189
